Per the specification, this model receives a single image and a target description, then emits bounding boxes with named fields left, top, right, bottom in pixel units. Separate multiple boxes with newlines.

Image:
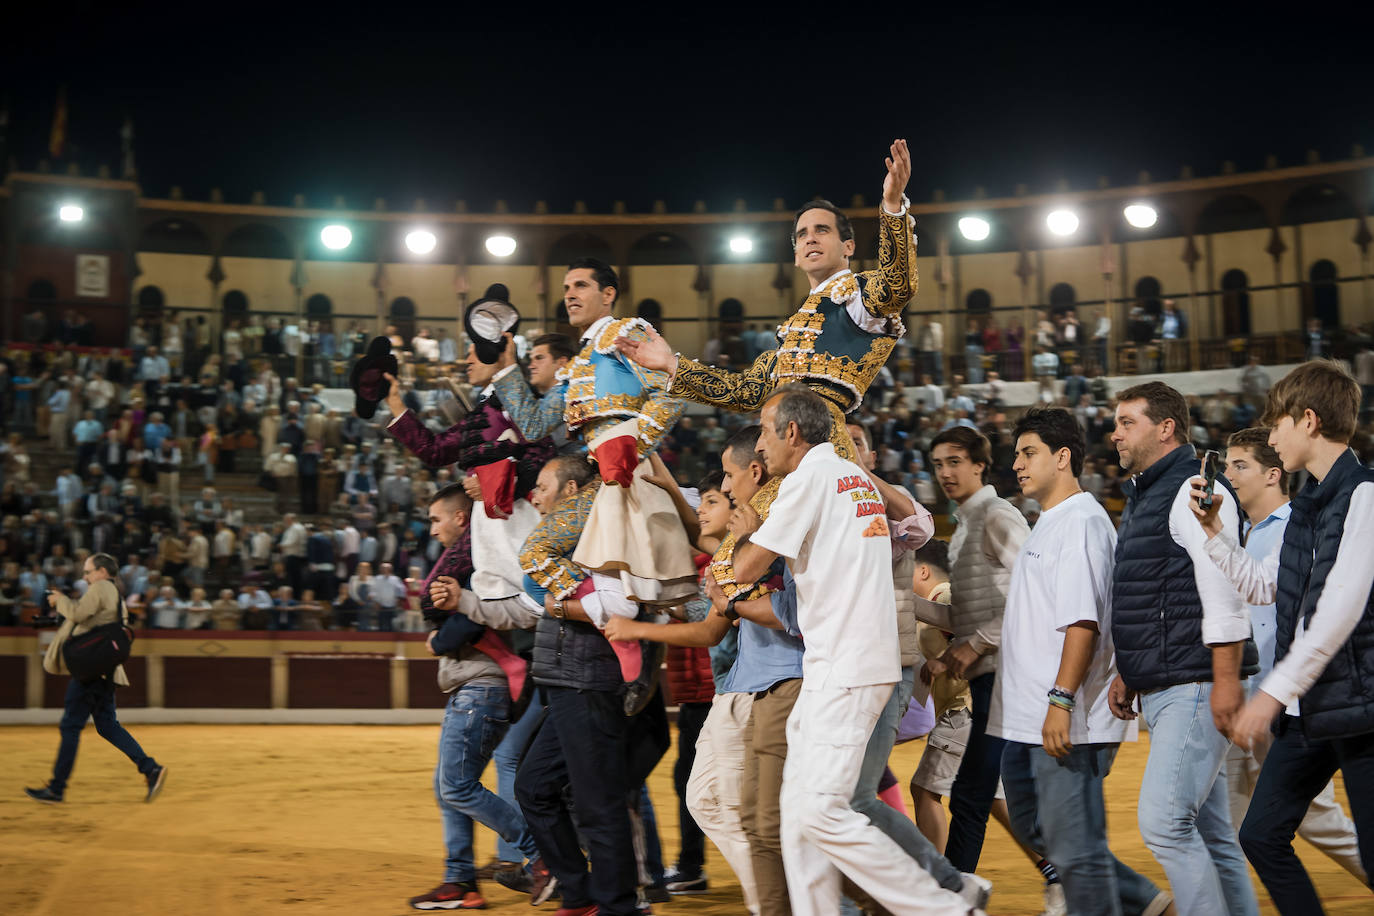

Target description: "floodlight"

left=59, top=204, right=84, bottom=223
left=958, top=216, right=990, bottom=241
left=729, top=236, right=753, bottom=254
left=1046, top=209, right=1079, bottom=236
left=485, top=235, right=517, bottom=257
left=1124, top=204, right=1158, bottom=229
left=405, top=229, right=437, bottom=255
left=321, top=224, right=352, bottom=250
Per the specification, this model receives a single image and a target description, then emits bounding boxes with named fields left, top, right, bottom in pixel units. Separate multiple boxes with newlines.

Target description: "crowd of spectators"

left=3, top=306, right=1373, bottom=633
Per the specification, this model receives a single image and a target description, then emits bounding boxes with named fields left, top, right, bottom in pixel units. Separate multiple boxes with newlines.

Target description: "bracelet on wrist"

left=1047, top=686, right=1076, bottom=711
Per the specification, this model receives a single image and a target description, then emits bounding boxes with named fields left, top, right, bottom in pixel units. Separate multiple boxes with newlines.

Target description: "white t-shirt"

left=751, top=442, right=900, bottom=690
left=989, top=491, right=1136, bottom=745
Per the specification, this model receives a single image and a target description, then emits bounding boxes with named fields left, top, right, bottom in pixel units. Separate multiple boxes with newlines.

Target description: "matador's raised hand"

left=614, top=324, right=676, bottom=373
left=882, top=139, right=911, bottom=213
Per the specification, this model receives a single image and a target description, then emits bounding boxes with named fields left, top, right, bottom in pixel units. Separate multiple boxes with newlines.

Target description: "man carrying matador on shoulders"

left=617, top=139, right=917, bottom=596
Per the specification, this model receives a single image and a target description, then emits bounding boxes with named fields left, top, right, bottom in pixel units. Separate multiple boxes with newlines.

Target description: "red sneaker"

left=527, top=857, right=560, bottom=905
left=408, top=881, right=486, bottom=910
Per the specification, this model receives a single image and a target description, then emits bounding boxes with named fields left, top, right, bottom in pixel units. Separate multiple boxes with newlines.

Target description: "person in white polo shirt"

left=988, top=407, right=1171, bottom=916
left=731, top=384, right=976, bottom=916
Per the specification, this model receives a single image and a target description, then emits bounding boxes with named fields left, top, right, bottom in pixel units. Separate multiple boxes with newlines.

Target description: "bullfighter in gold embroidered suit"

left=616, top=140, right=917, bottom=595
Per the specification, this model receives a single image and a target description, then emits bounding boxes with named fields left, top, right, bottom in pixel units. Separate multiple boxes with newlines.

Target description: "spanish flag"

left=48, top=87, right=67, bottom=159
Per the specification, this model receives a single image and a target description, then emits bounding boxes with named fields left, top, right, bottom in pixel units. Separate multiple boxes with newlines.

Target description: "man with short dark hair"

left=731, top=385, right=973, bottom=916
left=1106, top=381, right=1258, bottom=916
left=615, top=142, right=918, bottom=601
left=503, top=455, right=661, bottom=916
left=26, top=552, right=168, bottom=805
left=528, top=334, right=576, bottom=394
left=407, top=484, right=552, bottom=912
left=990, top=407, right=1170, bottom=916
left=491, top=258, right=694, bottom=614
left=927, top=424, right=1029, bottom=875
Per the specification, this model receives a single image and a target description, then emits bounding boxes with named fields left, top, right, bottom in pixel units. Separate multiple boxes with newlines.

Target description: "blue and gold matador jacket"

left=493, top=315, right=685, bottom=600
left=493, top=314, right=684, bottom=455
left=668, top=204, right=916, bottom=417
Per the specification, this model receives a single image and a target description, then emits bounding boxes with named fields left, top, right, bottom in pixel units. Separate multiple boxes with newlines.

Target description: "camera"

left=31, top=613, right=61, bottom=628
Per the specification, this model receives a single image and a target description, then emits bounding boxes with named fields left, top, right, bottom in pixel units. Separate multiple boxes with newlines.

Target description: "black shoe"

left=25, top=785, right=63, bottom=804
left=663, top=867, right=708, bottom=895
left=623, top=626, right=666, bottom=716
left=145, top=765, right=168, bottom=802
left=473, top=859, right=520, bottom=881
left=644, top=883, right=670, bottom=903
left=492, top=865, right=533, bottom=895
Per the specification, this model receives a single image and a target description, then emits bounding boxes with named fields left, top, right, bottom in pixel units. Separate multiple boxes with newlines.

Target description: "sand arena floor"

left=2, top=723, right=1368, bottom=915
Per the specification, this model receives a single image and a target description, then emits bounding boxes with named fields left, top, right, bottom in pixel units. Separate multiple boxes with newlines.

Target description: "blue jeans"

left=1002, top=741, right=1161, bottom=916
left=638, top=784, right=665, bottom=886
left=1239, top=717, right=1374, bottom=914
left=493, top=694, right=546, bottom=862
left=1139, top=682, right=1258, bottom=916
left=52, top=677, right=157, bottom=795
left=945, top=671, right=1005, bottom=872
left=852, top=667, right=963, bottom=893
left=435, top=683, right=539, bottom=884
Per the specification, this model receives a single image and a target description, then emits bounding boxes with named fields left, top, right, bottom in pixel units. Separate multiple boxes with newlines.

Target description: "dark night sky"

left=2, top=11, right=1371, bottom=214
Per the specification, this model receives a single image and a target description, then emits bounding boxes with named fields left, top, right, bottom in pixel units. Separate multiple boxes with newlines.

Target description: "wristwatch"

left=550, top=599, right=566, bottom=619
left=723, top=596, right=742, bottom=622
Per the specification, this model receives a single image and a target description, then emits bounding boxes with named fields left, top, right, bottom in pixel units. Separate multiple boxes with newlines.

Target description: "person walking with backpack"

left=25, top=552, right=168, bottom=804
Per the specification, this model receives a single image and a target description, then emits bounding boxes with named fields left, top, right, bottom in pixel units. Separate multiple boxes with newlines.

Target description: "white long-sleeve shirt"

left=1167, top=478, right=1251, bottom=646
left=1203, top=481, right=1374, bottom=711
left=579, top=572, right=638, bottom=628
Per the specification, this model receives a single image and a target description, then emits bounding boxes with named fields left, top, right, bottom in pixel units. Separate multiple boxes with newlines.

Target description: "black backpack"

left=63, top=591, right=135, bottom=682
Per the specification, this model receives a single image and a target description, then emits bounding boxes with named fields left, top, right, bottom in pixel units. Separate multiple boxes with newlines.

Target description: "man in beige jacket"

left=25, top=553, right=168, bottom=804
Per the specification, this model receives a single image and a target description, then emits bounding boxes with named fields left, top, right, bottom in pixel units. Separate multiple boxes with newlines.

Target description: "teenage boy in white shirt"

left=731, top=384, right=975, bottom=916
left=1215, top=427, right=1364, bottom=883
left=989, top=407, right=1171, bottom=916
left=1188, top=361, right=1374, bottom=913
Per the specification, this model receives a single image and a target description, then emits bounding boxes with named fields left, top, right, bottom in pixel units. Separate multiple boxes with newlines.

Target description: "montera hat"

left=349, top=336, right=399, bottom=419
left=465, top=283, right=521, bottom=364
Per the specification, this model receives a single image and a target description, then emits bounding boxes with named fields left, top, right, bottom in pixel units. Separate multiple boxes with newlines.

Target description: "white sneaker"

left=958, top=872, right=992, bottom=910
left=1039, top=882, right=1067, bottom=916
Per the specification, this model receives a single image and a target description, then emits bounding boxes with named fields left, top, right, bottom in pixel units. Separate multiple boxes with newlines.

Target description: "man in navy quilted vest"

left=1188, top=360, right=1374, bottom=914
left=1105, top=381, right=1260, bottom=916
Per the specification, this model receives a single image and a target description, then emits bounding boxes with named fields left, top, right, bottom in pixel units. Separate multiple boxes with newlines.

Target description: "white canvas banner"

left=76, top=254, right=110, bottom=297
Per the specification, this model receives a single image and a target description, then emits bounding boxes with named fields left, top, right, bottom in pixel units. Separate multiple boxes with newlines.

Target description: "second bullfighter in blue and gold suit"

left=494, top=314, right=695, bottom=605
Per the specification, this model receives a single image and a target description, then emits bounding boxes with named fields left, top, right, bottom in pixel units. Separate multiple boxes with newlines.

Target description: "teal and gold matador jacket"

left=493, top=315, right=685, bottom=600
left=493, top=314, right=684, bottom=457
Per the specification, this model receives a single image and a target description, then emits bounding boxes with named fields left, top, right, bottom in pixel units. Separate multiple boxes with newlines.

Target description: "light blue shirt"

left=139, top=355, right=170, bottom=381
left=47, top=389, right=70, bottom=413
left=1243, top=501, right=1291, bottom=682
left=719, top=563, right=804, bottom=694
left=143, top=422, right=171, bottom=451
left=73, top=419, right=104, bottom=444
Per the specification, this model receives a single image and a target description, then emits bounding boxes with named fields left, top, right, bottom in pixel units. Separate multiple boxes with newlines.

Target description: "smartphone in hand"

left=1199, top=449, right=1221, bottom=509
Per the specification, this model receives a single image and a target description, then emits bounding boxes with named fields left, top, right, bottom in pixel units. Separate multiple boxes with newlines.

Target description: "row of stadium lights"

left=957, top=204, right=1159, bottom=241
left=58, top=202, right=1161, bottom=253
